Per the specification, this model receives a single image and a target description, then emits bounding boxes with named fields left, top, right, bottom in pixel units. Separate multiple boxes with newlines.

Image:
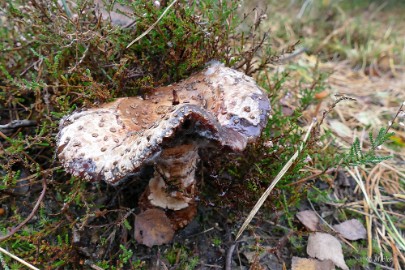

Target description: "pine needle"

left=126, top=0, right=178, bottom=48
left=348, top=167, right=405, bottom=251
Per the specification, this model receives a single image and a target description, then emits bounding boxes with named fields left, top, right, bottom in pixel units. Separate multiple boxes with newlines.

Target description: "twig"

left=187, top=227, right=214, bottom=239
left=68, top=45, right=89, bottom=73
left=384, top=102, right=404, bottom=135
left=0, top=120, right=37, bottom=135
left=0, top=247, right=39, bottom=270
left=318, top=95, right=356, bottom=127
left=84, top=260, right=104, bottom=270
left=235, top=119, right=317, bottom=240
left=126, top=0, right=178, bottom=48
left=368, top=262, right=394, bottom=270
left=225, top=242, right=238, bottom=270
left=201, top=264, right=222, bottom=269
left=286, top=168, right=337, bottom=186
left=278, top=47, right=308, bottom=63
left=0, top=178, right=47, bottom=242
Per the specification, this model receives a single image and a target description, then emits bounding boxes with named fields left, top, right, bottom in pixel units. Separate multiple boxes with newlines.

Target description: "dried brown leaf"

left=296, top=210, right=320, bottom=231
left=307, top=232, right=348, bottom=270
left=333, top=219, right=367, bottom=241
left=134, top=209, right=174, bottom=247
left=291, top=257, right=335, bottom=270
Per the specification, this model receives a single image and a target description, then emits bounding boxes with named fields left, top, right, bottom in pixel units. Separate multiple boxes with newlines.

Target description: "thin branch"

left=0, top=120, right=36, bottom=135
left=0, top=178, right=47, bottom=242
left=384, top=101, right=404, bottom=135
left=84, top=260, right=104, bottom=270
left=0, top=247, right=39, bottom=270
left=225, top=242, right=238, bottom=270
left=286, top=168, right=337, bottom=186
left=68, top=45, right=89, bottom=73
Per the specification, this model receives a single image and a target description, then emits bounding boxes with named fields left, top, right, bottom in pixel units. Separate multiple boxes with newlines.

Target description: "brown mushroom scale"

left=57, top=62, right=270, bottom=247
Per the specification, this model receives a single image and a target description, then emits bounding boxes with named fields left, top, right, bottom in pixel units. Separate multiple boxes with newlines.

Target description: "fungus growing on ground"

left=57, top=62, right=270, bottom=247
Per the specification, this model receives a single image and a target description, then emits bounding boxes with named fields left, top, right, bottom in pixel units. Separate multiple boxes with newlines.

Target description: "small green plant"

left=0, top=251, right=10, bottom=270
left=212, top=237, right=222, bottom=247
left=164, top=244, right=199, bottom=270
left=117, top=245, right=134, bottom=269
left=289, top=234, right=306, bottom=255
left=341, top=128, right=394, bottom=166
left=185, top=256, right=199, bottom=270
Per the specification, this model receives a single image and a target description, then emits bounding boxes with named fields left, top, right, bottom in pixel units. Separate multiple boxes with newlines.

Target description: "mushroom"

left=56, top=61, right=270, bottom=246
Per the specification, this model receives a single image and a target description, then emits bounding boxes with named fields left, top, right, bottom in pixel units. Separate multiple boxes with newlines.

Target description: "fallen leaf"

left=134, top=209, right=174, bottom=247
left=291, top=256, right=335, bottom=270
left=307, top=232, right=348, bottom=270
left=333, top=219, right=367, bottom=240
left=241, top=247, right=282, bottom=270
left=243, top=251, right=258, bottom=264
left=243, top=251, right=267, bottom=264
left=389, top=135, right=405, bottom=147
left=296, top=210, right=320, bottom=231
left=328, top=120, right=353, bottom=138
left=315, top=90, right=330, bottom=100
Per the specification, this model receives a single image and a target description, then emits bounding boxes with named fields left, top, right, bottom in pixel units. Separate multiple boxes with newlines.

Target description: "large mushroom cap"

left=57, top=62, right=270, bottom=184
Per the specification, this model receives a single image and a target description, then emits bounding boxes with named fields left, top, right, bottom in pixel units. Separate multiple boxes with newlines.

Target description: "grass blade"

left=235, top=119, right=316, bottom=240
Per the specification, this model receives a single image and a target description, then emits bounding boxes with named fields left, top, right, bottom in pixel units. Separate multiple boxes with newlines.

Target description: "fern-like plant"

left=341, top=127, right=394, bottom=167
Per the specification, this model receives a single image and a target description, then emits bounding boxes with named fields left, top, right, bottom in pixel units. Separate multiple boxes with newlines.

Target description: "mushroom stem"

left=139, top=144, right=199, bottom=229
left=148, top=143, right=198, bottom=210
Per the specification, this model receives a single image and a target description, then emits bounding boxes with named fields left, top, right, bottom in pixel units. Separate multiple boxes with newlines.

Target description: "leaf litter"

left=291, top=256, right=335, bottom=270
left=296, top=210, right=320, bottom=232
left=307, top=232, right=349, bottom=270
left=333, top=219, right=367, bottom=241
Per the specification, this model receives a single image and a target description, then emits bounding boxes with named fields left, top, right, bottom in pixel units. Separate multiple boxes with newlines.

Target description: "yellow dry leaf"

left=291, top=257, right=335, bottom=270
left=389, top=135, right=405, bottom=147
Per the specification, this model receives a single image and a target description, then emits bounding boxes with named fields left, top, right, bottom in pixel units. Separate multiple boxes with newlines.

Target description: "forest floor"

left=0, top=1, right=404, bottom=270
left=220, top=1, right=405, bottom=269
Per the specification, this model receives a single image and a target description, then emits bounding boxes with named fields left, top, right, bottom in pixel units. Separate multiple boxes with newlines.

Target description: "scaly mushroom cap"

left=57, top=62, right=270, bottom=184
